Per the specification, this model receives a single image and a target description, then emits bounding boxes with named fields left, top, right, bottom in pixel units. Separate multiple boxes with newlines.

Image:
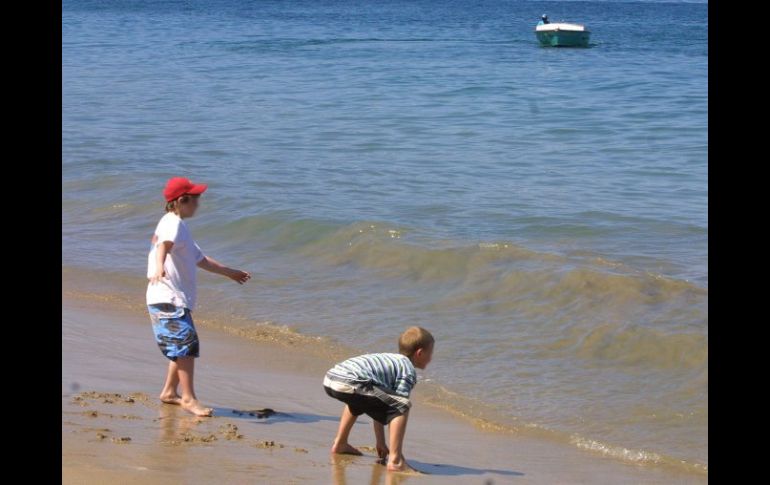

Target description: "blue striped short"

left=147, top=303, right=200, bottom=361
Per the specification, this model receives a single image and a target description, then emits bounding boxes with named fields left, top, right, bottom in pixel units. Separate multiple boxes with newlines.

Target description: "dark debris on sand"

left=232, top=408, right=276, bottom=419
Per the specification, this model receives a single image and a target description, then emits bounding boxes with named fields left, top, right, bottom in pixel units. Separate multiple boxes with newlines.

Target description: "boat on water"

left=535, top=15, right=590, bottom=47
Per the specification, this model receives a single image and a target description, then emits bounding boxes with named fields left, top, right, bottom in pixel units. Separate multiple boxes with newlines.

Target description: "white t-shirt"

left=146, top=212, right=205, bottom=310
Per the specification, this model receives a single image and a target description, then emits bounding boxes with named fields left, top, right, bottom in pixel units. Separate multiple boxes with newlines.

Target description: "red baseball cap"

left=163, top=177, right=208, bottom=202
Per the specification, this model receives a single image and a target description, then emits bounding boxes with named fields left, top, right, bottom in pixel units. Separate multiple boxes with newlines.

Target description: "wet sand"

left=62, top=296, right=705, bottom=484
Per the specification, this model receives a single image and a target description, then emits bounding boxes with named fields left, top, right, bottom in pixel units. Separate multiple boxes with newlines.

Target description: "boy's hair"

left=398, top=326, right=434, bottom=357
left=165, top=194, right=198, bottom=213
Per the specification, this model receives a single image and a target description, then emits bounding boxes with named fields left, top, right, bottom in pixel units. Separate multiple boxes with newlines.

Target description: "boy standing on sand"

left=146, top=177, right=251, bottom=417
left=323, top=326, right=434, bottom=473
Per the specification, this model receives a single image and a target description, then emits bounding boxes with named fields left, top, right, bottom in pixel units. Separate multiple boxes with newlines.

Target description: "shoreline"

left=62, top=280, right=706, bottom=484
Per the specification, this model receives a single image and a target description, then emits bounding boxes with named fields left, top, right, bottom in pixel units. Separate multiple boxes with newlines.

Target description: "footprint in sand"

left=219, top=423, right=244, bottom=440
left=254, top=440, right=284, bottom=449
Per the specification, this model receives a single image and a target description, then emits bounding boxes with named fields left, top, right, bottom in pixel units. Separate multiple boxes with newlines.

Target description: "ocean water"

left=62, top=0, right=708, bottom=475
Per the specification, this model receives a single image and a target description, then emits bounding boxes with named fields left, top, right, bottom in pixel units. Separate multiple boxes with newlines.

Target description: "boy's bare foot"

left=387, top=459, right=420, bottom=474
left=331, top=442, right=363, bottom=455
left=159, top=392, right=182, bottom=405
left=180, top=399, right=213, bottom=417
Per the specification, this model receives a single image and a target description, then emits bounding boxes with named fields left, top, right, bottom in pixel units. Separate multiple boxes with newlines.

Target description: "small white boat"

left=535, top=15, right=591, bottom=47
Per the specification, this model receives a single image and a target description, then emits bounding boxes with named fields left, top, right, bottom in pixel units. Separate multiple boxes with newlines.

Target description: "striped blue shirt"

left=326, top=353, right=417, bottom=397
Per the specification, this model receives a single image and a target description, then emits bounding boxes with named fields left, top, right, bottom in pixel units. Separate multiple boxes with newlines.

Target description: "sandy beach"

left=62, top=283, right=705, bottom=484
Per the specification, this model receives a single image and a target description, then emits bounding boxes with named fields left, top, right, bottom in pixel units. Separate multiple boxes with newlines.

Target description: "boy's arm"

left=197, top=256, right=251, bottom=284
left=394, top=370, right=417, bottom=397
left=150, top=217, right=181, bottom=285
left=373, top=421, right=388, bottom=459
left=149, top=241, right=173, bottom=284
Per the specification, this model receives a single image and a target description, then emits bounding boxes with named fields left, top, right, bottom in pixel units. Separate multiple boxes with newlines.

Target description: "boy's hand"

left=227, top=269, right=251, bottom=285
left=149, top=269, right=166, bottom=285
left=376, top=444, right=389, bottom=460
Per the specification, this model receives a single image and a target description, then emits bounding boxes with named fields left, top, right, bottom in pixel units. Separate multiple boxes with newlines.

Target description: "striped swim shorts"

left=147, top=303, right=199, bottom=361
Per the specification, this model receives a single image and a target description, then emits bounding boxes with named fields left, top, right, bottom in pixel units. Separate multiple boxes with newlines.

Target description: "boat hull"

left=536, top=30, right=590, bottom=47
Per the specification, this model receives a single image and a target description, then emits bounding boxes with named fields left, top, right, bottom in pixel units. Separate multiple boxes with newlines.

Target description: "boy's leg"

left=331, top=405, right=363, bottom=455
left=176, top=356, right=213, bottom=417
left=386, top=410, right=418, bottom=472
left=159, top=360, right=181, bottom=404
